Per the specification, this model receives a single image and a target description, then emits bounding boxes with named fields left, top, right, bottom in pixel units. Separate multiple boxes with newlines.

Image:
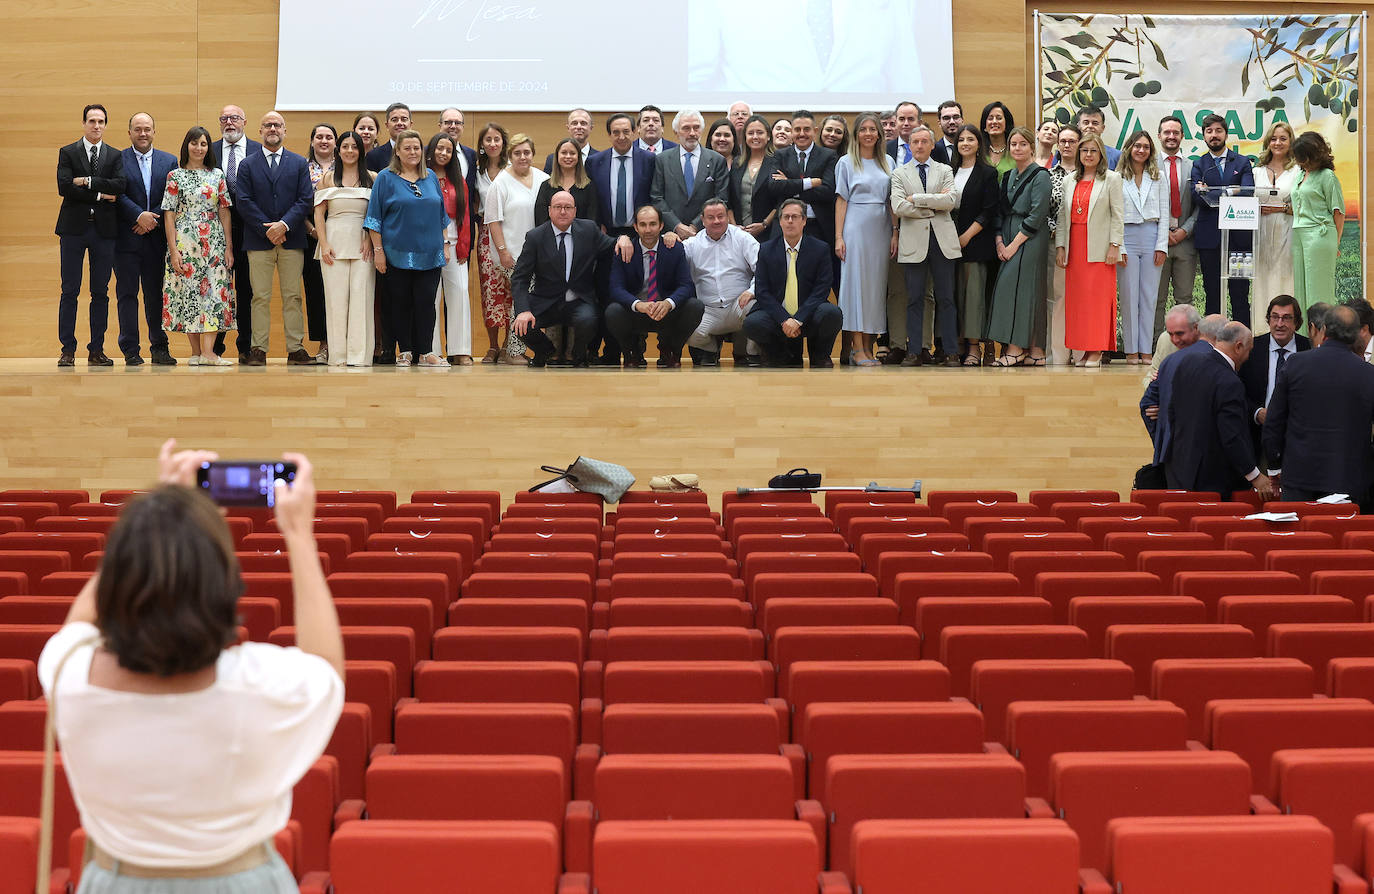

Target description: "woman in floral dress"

left=162, top=126, right=235, bottom=366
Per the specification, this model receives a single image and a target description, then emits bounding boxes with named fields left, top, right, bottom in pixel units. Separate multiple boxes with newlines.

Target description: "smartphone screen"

left=197, top=461, right=298, bottom=507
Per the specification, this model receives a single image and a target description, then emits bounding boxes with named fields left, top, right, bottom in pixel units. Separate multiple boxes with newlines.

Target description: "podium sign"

left=1219, top=196, right=1261, bottom=230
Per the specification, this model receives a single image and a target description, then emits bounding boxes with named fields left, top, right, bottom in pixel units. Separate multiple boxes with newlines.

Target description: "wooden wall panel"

left=3, top=0, right=1365, bottom=358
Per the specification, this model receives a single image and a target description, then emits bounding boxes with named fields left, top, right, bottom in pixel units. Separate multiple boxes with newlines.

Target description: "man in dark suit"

left=587, top=114, right=655, bottom=238
left=1141, top=307, right=1209, bottom=464
left=743, top=199, right=842, bottom=368
left=55, top=103, right=127, bottom=366
left=543, top=108, right=595, bottom=174
left=1166, top=320, right=1275, bottom=500
left=650, top=110, right=729, bottom=241
left=884, top=101, right=921, bottom=164
left=114, top=112, right=177, bottom=366
left=932, top=101, right=962, bottom=166
left=766, top=111, right=838, bottom=248
left=605, top=206, right=704, bottom=368
left=634, top=105, right=677, bottom=155
left=1264, top=304, right=1374, bottom=509
left=210, top=104, right=261, bottom=360
left=1237, top=295, right=1310, bottom=459
left=365, top=103, right=411, bottom=172
left=1190, top=113, right=1254, bottom=324
left=235, top=111, right=314, bottom=365
left=510, top=191, right=634, bottom=367
left=438, top=108, right=480, bottom=254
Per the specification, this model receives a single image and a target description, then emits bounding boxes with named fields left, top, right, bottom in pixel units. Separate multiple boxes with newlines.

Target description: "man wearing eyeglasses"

left=211, top=105, right=261, bottom=362
left=1238, top=294, right=1309, bottom=461
left=932, top=101, right=962, bottom=166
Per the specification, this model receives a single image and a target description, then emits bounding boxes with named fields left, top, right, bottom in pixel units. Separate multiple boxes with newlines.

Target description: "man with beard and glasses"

left=1190, top=113, right=1255, bottom=326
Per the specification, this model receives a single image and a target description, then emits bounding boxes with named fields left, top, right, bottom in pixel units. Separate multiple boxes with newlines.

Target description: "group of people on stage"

left=1141, top=295, right=1374, bottom=512
left=55, top=98, right=1346, bottom=370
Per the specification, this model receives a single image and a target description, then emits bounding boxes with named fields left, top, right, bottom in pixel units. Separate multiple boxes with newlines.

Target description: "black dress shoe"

left=87, top=351, right=114, bottom=367
left=526, top=353, right=550, bottom=368
left=657, top=357, right=682, bottom=369
left=124, top=353, right=144, bottom=366
left=811, top=357, right=835, bottom=369
left=595, top=354, right=621, bottom=366
left=150, top=347, right=177, bottom=366
left=57, top=353, right=75, bottom=367
left=919, top=349, right=936, bottom=365
left=696, top=352, right=720, bottom=367
left=548, top=357, right=573, bottom=368
left=882, top=347, right=907, bottom=366
left=571, top=359, right=591, bottom=368
left=373, top=353, right=396, bottom=366
left=624, top=355, right=648, bottom=368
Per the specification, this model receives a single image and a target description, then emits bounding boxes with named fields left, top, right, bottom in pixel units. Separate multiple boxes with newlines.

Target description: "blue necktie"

left=902, top=144, right=912, bottom=164
left=918, top=163, right=928, bottom=189
left=140, top=154, right=152, bottom=210
left=683, top=151, right=695, bottom=188
left=616, top=155, right=629, bottom=227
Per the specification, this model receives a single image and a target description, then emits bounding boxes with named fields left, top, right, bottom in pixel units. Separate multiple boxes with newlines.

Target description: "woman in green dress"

left=1289, top=131, right=1345, bottom=310
left=979, top=102, right=1018, bottom=177
left=161, top=126, right=236, bottom=366
left=985, top=127, right=1052, bottom=366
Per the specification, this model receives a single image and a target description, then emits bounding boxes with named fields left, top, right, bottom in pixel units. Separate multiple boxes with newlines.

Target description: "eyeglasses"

left=441, top=119, right=463, bottom=127
left=219, top=115, right=245, bottom=123
left=408, top=181, right=423, bottom=198
left=1268, top=313, right=1296, bottom=323
left=261, top=123, right=284, bottom=130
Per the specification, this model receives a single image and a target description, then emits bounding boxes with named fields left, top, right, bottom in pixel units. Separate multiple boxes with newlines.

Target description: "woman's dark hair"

left=332, top=131, right=374, bottom=189
left=96, top=486, right=243, bottom=676
left=1292, top=131, right=1336, bottom=171
left=307, top=122, right=338, bottom=167
left=425, top=133, right=468, bottom=219
left=954, top=123, right=992, bottom=169
left=706, top=117, right=737, bottom=164
left=979, top=101, right=1015, bottom=137
left=740, top=114, right=775, bottom=162
left=820, top=114, right=850, bottom=157
left=477, top=122, right=511, bottom=173
left=178, top=126, right=219, bottom=170
left=549, top=137, right=590, bottom=188
left=352, top=113, right=381, bottom=150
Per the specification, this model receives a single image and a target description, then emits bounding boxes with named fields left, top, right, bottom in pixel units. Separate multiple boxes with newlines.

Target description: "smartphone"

left=197, top=461, right=297, bottom=507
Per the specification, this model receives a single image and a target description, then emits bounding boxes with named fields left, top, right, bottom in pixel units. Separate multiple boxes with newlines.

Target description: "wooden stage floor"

left=1, top=360, right=1156, bottom=505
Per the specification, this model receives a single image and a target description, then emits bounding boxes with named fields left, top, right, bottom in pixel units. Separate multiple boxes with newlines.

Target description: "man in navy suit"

left=211, top=104, right=261, bottom=360
left=55, top=103, right=127, bottom=366
left=114, top=113, right=178, bottom=366
left=743, top=199, right=842, bottom=367
left=438, top=107, right=480, bottom=253
left=1264, top=304, right=1374, bottom=508
left=510, top=191, right=634, bottom=367
left=1190, top=114, right=1254, bottom=325
left=1165, top=320, right=1274, bottom=500
left=884, top=101, right=921, bottom=164
left=605, top=206, right=704, bottom=368
left=365, top=103, right=411, bottom=172
left=634, top=105, right=677, bottom=155
left=235, top=111, right=314, bottom=365
left=766, top=111, right=838, bottom=248
left=1141, top=307, right=1208, bottom=464
left=1237, top=295, right=1310, bottom=460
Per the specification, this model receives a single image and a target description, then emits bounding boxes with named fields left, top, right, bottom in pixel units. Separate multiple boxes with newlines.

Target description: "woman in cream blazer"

left=1056, top=134, right=1124, bottom=366
left=1115, top=131, right=1170, bottom=364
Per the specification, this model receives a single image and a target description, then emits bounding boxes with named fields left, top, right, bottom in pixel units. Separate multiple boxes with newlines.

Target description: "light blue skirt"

left=76, top=850, right=295, bottom=894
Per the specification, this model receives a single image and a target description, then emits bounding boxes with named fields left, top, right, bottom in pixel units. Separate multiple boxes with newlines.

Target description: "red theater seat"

left=1068, top=596, right=1207, bottom=654
left=0, top=503, right=60, bottom=528
left=1312, top=570, right=1374, bottom=602
left=604, top=597, right=752, bottom=629
left=849, top=817, right=1079, bottom=894
left=345, top=552, right=466, bottom=602
left=1137, top=550, right=1257, bottom=589
left=1224, top=530, right=1335, bottom=561
left=1172, top=570, right=1307, bottom=620
left=34, top=572, right=91, bottom=596
left=0, top=532, right=103, bottom=562
left=588, top=626, right=764, bottom=663
left=1005, top=550, right=1126, bottom=589
left=1268, top=623, right=1374, bottom=690
left=1005, top=699, right=1188, bottom=797
left=1272, top=748, right=1374, bottom=866
left=735, top=533, right=847, bottom=566
left=0, top=659, right=39, bottom=703
left=0, top=625, right=60, bottom=664
left=781, top=660, right=950, bottom=718
left=770, top=626, right=920, bottom=684
left=871, top=550, right=990, bottom=598
left=1033, top=572, right=1166, bottom=623
left=979, top=533, right=1092, bottom=569
left=891, top=572, right=1022, bottom=627
left=461, top=572, right=594, bottom=606
left=591, top=819, right=822, bottom=894
left=607, top=572, right=744, bottom=601
left=1029, top=489, right=1121, bottom=513
left=612, top=517, right=719, bottom=538
left=1218, top=595, right=1358, bottom=645
left=969, top=659, right=1135, bottom=743
left=0, top=816, right=40, bottom=894
left=608, top=551, right=736, bottom=578
left=0, top=752, right=79, bottom=873
left=1266, top=500, right=1363, bottom=517
left=272, top=625, right=415, bottom=697
left=927, top=490, right=1018, bottom=514
left=1151, top=658, right=1316, bottom=740
left=824, top=491, right=919, bottom=518
left=1156, top=500, right=1252, bottom=524
left=857, top=533, right=970, bottom=572
left=328, top=572, right=451, bottom=629
left=913, top=597, right=1053, bottom=659
left=0, top=552, right=69, bottom=590
left=939, top=625, right=1091, bottom=698
left=1329, top=657, right=1374, bottom=699
left=0, top=491, right=86, bottom=513
left=843, top=516, right=952, bottom=548
left=334, top=598, right=433, bottom=660
left=1267, top=549, right=1374, bottom=588
left=943, top=502, right=1042, bottom=531
left=1102, top=531, right=1213, bottom=566
left=312, top=502, right=384, bottom=533
left=757, top=598, right=896, bottom=640
left=410, top=490, right=501, bottom=516
left=412, top=661, right=580, bottom=709
left=962, top=517, right=1069, bottom=550
left=1049, top=502, right=1147, bottom=526
left=344, top=660, right=397, bottom=745
left=727, top=515, right=835, bottom=541
left=1129, top=489, right=1221, bottom=512
left=1107, top=623, right=1257, bottom=693
left=1076, top=515, right=1181, bottom=547
left=1203, top=698, right=1374, bottom=796
left=243, top=533, right=351, bottom=570
left=431, top=627, right=584, bottom=664
left=750, top=572, right=878, bottom=612
left=611, top=533, right=728, bottom=556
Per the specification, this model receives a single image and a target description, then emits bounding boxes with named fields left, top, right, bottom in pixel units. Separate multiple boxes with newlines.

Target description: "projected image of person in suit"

left=160, top=126, right=235, bottom=366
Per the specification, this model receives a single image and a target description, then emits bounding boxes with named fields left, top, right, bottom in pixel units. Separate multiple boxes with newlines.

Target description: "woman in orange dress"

left=1056, top=134, right=1124, bottom=367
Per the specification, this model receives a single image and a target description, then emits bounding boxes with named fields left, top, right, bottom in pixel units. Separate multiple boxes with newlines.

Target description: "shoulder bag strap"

left=37, top=633, right=100, bottom=894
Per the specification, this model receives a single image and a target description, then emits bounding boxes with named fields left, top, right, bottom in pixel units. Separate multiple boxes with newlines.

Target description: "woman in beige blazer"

left=1056, top=134, right=1124, bottom=367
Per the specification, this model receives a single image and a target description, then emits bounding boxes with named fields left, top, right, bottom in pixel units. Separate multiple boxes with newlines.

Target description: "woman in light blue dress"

left=834, top=113, right=894, bottom=366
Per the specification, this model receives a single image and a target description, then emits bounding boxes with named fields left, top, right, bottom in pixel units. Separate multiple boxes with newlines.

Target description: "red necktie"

left=1169, top=155, right=1182, bottom=220
left=645, top=250, right=659, bottom=302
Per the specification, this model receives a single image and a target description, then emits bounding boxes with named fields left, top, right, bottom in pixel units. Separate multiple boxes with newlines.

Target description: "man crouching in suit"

left=742, top=198, right=842, bottom=367
left=606, top=205, right=704, bottom=368
left=511, top=191, right=634, bottom=367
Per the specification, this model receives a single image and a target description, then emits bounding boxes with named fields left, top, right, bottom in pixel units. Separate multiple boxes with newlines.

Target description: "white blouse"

left=483, top=168, right=550, bottom=261
left=38, top=622, right=343, bottom=868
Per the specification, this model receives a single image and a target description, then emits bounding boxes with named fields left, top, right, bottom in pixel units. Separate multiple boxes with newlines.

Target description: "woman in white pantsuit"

left=1115, top=131, right=1169, bottom=365
left=313, top=131, right=375, bottom=367
left=427, top=134, right=473, bottom=364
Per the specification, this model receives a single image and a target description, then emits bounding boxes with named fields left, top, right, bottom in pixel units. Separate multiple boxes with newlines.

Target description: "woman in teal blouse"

left=1289, top=131, right=1345, bottom=310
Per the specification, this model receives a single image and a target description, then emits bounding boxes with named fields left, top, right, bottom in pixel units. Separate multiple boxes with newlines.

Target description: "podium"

left=1199, top=184, right=1261, bottom=297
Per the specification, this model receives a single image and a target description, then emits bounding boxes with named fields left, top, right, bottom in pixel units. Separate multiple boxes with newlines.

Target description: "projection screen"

left=275, top=0, right=954, bottom=112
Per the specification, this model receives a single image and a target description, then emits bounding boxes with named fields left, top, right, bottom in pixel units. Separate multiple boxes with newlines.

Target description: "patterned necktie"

left=1169, top=156, right=1182, bottom=220
left=616, top=155, right=629, bottom=227
left=683, top=150, right=695, bottom=187
left=226, top=142, right=238, bottom=186
left=1276, top=346, right=1288, bottom=376
left=783, top=246, right=799, bottom=316
left=269, top=152, right=279, bottom=171
left=645, top=249, right=659, bottom=302
left=918, top=162, right=928, bottom=189
left=799, top=149, right=808, bottom=174
left=89, top=145, right=98, bottom=177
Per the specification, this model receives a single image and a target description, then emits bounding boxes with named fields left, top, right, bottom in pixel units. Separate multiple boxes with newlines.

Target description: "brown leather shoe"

left=87, top=351, right=114, bottom=367
left=943, top=356, right=961, bottom=368
left=900, top=353, right=924, bottom=367
left=245, top=349, right=268, bottom=366
left=57, top=353, right=75, bottom=367
left=286, top=350, right=315, bottom=365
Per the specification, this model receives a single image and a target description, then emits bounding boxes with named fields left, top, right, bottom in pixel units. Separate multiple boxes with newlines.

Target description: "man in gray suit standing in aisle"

left=651, top=110, right=729, bottom=241
left=1154, top=115, right=1198, bottom=341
